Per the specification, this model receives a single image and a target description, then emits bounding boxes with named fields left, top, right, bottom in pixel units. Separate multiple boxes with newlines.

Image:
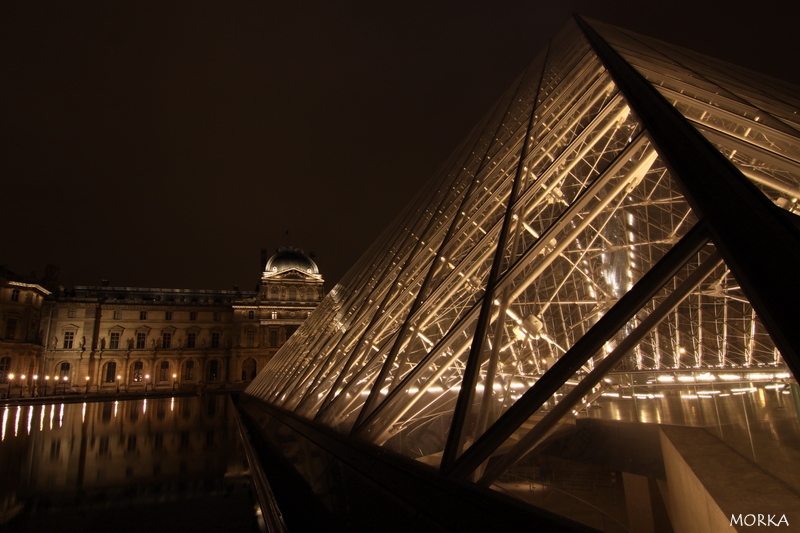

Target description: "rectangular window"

left=159, top=361, right=169, bottom=381
left=63, top=331, right=75, bottom=349
left=4, top=318, right=17, bottom=340
left=184, top=361, right=195, bottom=381
left=162, top=332, right=171, bottom=349
left=132, top=361, right=143, bottom=382
left=140, top=311, right=147, bottom=320
left=187, top=332, right=196, bottom=348
left=246, top=330, right=255, bottom=347
left=109, top=332, right=120, bottom=349
left=11, top=289, right=20, bottom=302
left=136, top=332, right=146, bottom=349
left=113, top=310, right=122, bottom=320
left=211, top=332, right=220, bottom=349
left=68, top=308, right=76, bottom=318
left=269, top=329, right=278, bottom=347
left=213, top=312, right=221, bottom=321
left=190, top=312, right=197, bottom=321
left=165, top=311, right=172, bottom=320
left=104, top=362, right=117, bottom=383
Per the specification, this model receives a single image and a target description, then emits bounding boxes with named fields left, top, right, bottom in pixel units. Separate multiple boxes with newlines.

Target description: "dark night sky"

left=2, top=1, right=798, bottom=292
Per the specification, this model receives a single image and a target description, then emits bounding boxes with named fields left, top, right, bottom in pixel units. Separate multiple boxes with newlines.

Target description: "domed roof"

left=264, top=246, right=320, bottom=276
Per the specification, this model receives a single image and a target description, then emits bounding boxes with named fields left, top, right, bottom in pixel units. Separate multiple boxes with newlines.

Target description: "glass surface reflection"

left=0, top=396, right=260, bottom=532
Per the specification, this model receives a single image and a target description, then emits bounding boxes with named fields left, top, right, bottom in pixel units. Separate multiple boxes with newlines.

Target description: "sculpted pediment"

left=265, top=268, right=317, bottom=280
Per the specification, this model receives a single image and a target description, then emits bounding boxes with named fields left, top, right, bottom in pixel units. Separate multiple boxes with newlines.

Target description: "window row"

left=100, top=359, right=230, bottom=383
left=62, top=309, right=227, bottom=321
left=265, top=285, right=320, bottom=300
left=0, top=357, right=257, bottom=386
left=60, top=331, right=226, bottom=349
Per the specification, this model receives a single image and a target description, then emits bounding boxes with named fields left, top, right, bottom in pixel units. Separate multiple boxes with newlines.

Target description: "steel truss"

left=245, top=15, right=800, bottom=528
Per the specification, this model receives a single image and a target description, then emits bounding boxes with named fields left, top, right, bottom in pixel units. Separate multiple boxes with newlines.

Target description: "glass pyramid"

left=245, top=16, right=800, bottom=530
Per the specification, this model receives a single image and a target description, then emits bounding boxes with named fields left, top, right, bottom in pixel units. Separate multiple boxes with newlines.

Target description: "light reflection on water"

left=0, top=396, right=260, bottom=532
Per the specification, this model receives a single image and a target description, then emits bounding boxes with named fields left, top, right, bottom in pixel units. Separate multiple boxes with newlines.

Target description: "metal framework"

left=245, top=16, right=800, bottom=529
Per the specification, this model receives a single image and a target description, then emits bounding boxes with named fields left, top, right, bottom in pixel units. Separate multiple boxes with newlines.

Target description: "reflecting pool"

left=0, top=396, right=261, bottom=532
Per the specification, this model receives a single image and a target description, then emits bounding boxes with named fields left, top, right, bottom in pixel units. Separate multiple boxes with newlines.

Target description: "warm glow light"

left=20, top=375, right=26, bottom=380
left=85, top=376, right=90, bottom=381
left=32, top=375, right=38, bottom=381
left=7, top=374, right=13, bottom=380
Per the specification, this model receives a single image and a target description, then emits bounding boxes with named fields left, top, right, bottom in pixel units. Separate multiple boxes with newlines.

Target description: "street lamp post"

left=62, top=375, right=69, bottom=394
left=19, top=375, right=26, bottom=398
left=116, top=374, right=121, bottom=394
left=85, top=376, right=90, bottom=394
left=144, top=374, right=150, bottom=393
left=32, top=375, right=38, bottom=397
left=7, top=374, right=13, bottom=399
left=44, top=376, right=49, bottom=396
left=172, top=373, right=177, bottom=392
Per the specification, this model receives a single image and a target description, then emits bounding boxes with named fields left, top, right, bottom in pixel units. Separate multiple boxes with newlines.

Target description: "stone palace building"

left=0, top=247, right=323, bottom=397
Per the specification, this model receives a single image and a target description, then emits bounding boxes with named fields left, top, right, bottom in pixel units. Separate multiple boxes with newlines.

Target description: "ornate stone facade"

left=1, top=247, right=323, bottom=397
left=0, top=266, right=51, bottom=397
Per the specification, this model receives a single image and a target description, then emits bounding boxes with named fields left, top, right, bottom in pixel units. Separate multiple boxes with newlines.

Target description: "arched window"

left=132, top=361, right=143, bottom=382
left=207, top=360, right=219, bottom=381
left=104, top=361, right=117, bottom=383
left=183, top=360, right=195, bottom=381
left=0, top=357, right=10, bottom=383
left=159, top=361, right=169, bottom=382
left=58, top=362, right=70, bottom=380
left=248, top=310, right=255, bottom=320
left=288, top=287, right=297, bottom=301
left=242, top=358, right=257, bottom=381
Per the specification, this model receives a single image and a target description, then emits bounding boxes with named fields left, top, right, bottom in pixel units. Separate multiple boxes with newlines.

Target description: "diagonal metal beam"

left=478, top=250, right=722, bottom=485
left=444, top=221, right=710, bottom=478
left=575, top=14, right=800, bottom=380
left=438, top=49, right=551, bottom=472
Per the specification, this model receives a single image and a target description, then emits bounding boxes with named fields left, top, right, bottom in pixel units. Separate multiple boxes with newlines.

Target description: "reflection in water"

left=0, top=396, right=260, bottom=532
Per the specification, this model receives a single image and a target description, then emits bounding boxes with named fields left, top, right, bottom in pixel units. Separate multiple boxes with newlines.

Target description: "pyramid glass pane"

left=244, top=16, right=800, bottom=530
left=479, top=244, right=799, bottom=530
left=591, top=20, right=800, bottom=214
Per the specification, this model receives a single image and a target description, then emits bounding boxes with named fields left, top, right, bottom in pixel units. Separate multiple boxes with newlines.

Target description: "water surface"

left=0, top=396, right=261, bottom=532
